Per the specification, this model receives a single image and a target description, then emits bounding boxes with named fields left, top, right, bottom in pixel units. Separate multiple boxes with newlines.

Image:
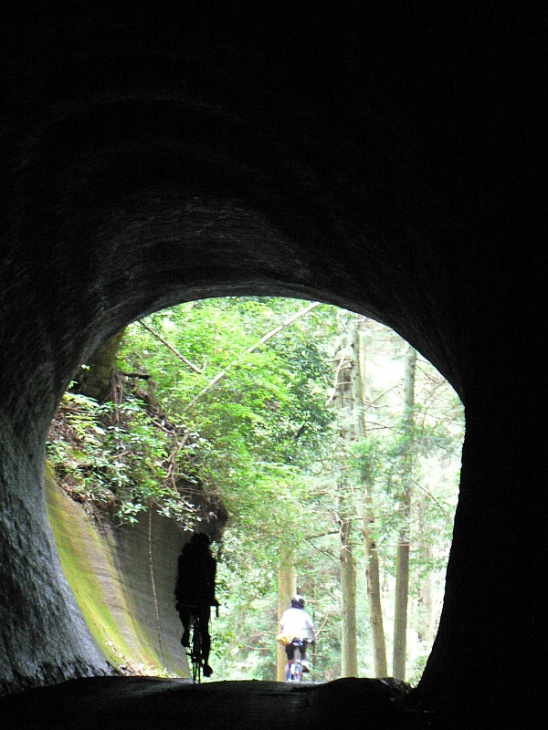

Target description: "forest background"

left=47, top=297, right=464, bottom=685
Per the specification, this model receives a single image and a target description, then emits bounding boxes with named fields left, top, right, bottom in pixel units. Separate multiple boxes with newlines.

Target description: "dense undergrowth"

left=47, top=379, right=220, bottom=530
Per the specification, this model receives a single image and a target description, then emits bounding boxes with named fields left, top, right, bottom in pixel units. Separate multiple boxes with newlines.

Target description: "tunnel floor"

left=0, top=675, right=431, bottom=729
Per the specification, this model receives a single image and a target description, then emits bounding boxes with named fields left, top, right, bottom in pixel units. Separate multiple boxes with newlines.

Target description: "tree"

left=331, top=325, right=360, bottom=677
left=355, top=320, right=388, bottom=677
left=277, top=547, right=297, bottom=681
left=392, top=343, right=417, bottom=680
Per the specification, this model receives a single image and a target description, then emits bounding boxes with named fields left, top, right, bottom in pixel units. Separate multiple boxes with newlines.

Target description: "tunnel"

left=0, top=3, right=544, bottom=728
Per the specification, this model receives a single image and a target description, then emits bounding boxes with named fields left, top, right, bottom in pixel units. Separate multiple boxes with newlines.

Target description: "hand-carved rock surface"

left=0, top=3, right=544, bottom=727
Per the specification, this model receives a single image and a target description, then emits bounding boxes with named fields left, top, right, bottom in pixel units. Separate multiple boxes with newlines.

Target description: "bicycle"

left=187, top=614, right=205, bottom=684
left=286, top=639, right=309, bottom=683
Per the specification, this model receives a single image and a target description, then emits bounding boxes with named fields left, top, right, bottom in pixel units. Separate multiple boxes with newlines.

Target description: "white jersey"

left=280, top=607, right=314, bottom=640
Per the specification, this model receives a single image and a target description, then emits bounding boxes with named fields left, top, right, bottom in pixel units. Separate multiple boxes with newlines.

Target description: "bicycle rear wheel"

left=292, top=660, right=303, bottom=682
left=290, top=644, right=304, bottom=682
left=189, top=621, right=203, bottom=684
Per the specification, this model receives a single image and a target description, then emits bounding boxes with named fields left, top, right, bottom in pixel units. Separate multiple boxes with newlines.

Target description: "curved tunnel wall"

left=45, top=465, right=188, bottom=678
left=1, top=4, right=544, bottom=724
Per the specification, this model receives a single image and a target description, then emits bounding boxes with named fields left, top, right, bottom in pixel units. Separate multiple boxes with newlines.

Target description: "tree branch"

left=119, top=371, right=150, bottom=380
left=326, top=347, right=351, bottom=406
left=138, top=320, right=204, bottom=374
left=184, top=301, right=321, bottom=412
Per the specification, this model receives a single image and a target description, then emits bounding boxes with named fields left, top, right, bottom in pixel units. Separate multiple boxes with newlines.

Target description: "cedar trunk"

left=356, top=323, right=388, bottom=676
left=362, top=494, right=388, bottom=676
left=340, top=519, right=358, bottom=677
left=392, top=344, right=417, bottom=680
left=334, top=334, right=359, bottom=677
left=277, top=547, right=297, bottom=681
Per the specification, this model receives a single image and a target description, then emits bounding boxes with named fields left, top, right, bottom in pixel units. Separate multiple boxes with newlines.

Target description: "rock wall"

left=1, top=3, right=544, bottom=725
left=45, top=464, right=189, bottom=678
left=0, top=416, right=109, bottom=694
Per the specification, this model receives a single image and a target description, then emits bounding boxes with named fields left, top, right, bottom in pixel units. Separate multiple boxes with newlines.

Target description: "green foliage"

left=211, top=531, right=279, bottom=680
left=351, top=437, right=386, bottom=484
left=116, top=298, right=336, bottom=536
left=47, top=391, right=196, bottom=527
left=48, top=297, right=464, bottom=683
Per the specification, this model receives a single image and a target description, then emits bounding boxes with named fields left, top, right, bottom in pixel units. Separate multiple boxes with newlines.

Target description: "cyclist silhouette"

left=174, top=532, right=219, bottom=677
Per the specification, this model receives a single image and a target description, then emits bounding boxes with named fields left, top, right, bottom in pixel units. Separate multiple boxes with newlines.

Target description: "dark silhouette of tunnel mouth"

left=0, top=6, right=542, bottom=724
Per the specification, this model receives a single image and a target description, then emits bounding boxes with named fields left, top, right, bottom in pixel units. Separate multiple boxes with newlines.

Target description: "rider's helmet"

left=291, top=594, right=305, bottom=609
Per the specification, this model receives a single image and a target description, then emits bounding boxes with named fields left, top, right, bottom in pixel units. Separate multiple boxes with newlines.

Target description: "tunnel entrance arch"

left=1, top=186, right=469, bottom=700
left=46, top=295, right=463, bottom=686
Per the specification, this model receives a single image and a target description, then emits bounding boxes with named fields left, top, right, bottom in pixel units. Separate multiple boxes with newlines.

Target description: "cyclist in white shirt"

left=279, top=595, right=316, bottom=679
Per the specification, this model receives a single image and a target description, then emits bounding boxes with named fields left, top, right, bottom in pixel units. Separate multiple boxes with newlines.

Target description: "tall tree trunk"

left=362, top=491, right=388, bottom=676
left=355, top=322, right=388, bottom=676
left=339, top=515, right=358, bottom=676
left=334, top=333, right=359, bottom=677
left=392, top=343, right=417, bottom=680
left=393, top=530, right=410, bottom=679
left=73, top=331, right=125, bottom=403
left=277, top=546, right=296, bottom=681
left=417, top=497, right=435, bottom=648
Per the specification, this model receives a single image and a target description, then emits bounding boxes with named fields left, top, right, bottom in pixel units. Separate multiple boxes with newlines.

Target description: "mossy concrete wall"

left=45, top=464, right=189, bottom=677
